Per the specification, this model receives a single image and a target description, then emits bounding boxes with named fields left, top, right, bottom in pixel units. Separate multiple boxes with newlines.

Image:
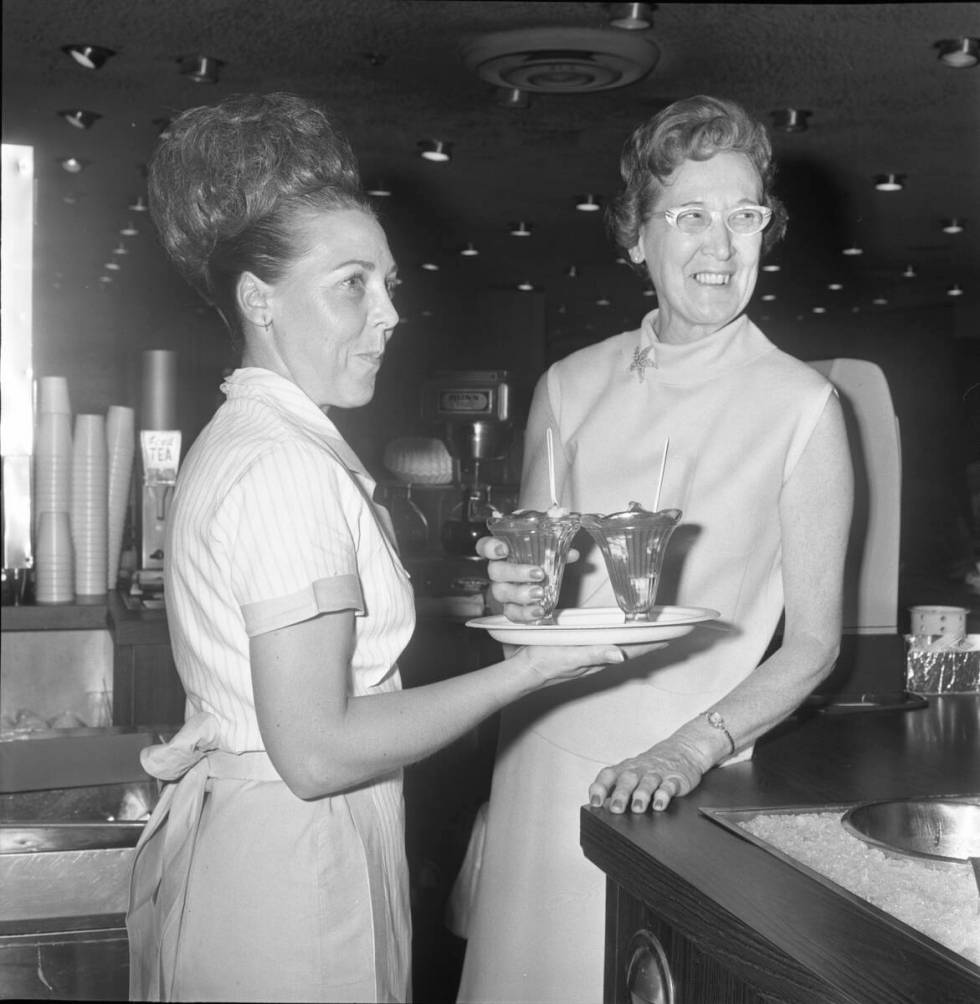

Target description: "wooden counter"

left=581, top=694, right=980, bottom=1004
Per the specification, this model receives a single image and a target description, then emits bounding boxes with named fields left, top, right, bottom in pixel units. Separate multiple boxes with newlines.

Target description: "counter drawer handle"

left=626, top=929, right=675, bottom=1004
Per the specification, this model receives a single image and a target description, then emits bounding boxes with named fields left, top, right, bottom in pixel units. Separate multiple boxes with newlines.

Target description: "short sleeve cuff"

left=241, top=574, right=364, bottom=637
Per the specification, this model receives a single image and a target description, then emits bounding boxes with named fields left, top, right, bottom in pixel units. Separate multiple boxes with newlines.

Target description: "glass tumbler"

left=581, top=504, right=682, bottom=621
left=487, top=509, right=582, bottom=624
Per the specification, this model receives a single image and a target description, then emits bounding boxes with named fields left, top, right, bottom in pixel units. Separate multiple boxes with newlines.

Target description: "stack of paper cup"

left=71, top=414, right=108, bottom=603
left=106, top=405, right=135, bottom=591
left=35, top=511, right=74, bottom=604
left=34, top=377, right=73, bottom=535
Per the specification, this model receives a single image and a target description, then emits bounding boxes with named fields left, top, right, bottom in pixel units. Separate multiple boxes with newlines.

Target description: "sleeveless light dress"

left=457, top=313, right=833, bottom=1004
left=127, top=369, right=416, bottom=1002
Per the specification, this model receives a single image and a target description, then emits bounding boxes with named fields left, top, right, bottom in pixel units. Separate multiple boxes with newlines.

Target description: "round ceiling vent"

left=461, top=27, right=660, bottom=94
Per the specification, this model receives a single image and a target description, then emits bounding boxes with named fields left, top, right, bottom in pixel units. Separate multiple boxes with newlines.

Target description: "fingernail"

left=631, top=799, right=644, bottom=813
left=611, top=800, right=625, bottom=813
left=653, top=795, right=667, bottom=811
left=529, top=586, right=545, bottom=600
left=530, top=567, right=545, bottom=581
left=492, top=543, right=507, bottom=558
left=530, top=606, right=545, bottom=620
left=590, top=795, right=602, bottom=807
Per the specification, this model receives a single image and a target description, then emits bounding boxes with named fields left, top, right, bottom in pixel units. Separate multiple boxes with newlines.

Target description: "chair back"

left=809, top=358, right=901, bottom=634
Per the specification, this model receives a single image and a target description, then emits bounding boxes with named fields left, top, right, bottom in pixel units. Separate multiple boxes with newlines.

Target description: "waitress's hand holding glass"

left=480, top=502, right=682, bottom=626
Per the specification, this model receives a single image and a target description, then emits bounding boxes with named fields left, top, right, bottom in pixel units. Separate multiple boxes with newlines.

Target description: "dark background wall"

left=31, top=241, right=977, bottom=601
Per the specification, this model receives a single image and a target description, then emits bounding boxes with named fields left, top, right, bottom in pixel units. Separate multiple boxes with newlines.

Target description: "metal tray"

left=700, top=798, right=980, bottom=978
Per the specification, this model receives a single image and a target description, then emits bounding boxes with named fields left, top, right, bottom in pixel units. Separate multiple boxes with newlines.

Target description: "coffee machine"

left=423, top=370, right=513, bottom=555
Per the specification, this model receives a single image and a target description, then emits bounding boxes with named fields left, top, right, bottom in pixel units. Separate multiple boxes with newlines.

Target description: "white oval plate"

left=466, top=605, right=720, bottom=646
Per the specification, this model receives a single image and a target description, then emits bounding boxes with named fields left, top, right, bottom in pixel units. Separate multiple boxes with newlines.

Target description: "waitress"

left=125, top=91, right=624, bottom=1003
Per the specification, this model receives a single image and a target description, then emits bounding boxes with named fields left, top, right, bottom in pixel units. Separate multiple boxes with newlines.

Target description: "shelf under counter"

left=581, top=694, right=980, bottom=1004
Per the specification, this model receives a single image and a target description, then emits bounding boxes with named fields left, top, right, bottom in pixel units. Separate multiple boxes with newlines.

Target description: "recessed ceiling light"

left=761, top=263, right=781, bottom=272
left=812, top=306, right=826, bottom=314
left=517, top=280, right=535, bottom=292
left=366, top=181, right=392, bottom=197
left=565, top=265, right=579, bottom=278
left=942, top=218, right=965, bottom=234
left=770, top=108, right=810, bottom=133
left=99, top=275, right=113, bottom=284
left=62, top=44, right=115, bottom=70
left=59, top=157, right=88, bottom=173
left=874, top=173, right=905, bottom=191
left=59, top=109, right=101, bottom=130
left=459, top=242, right=479, bottom=257
left=935, top=38, right=979, bottom=68
left=112, top=244, right=128, bottom=256
left=902, top=265, right=917, bottom=278
left=575, top=194, right=602, bottom=212
left=418, top=139, right=452, bottom=162
left=761, top=293, right=776, bottom=301
left=947, top=283, right=965, bottom=297
left=596, top=295, right=611, bottom=306
left=496, top=87, right=530, bottom=108
left=827, top=283, right=844, bottom=291
left=105, top=261, right=120, bottom=271
left=608, top=2, right=654, bottom=30
left=178, top=55, right=223, bottom=84
left=641, top=287, right=656, bottom=297
left=842, top=245, right=864, bottom=256
left=128, top=195, right=148, bottom=212
left=872, top=297, right=889, bottom=306
left=420, top=262, right=439, bottom=271
left=509, top=221, right=533, bottom=237
left=120, top=223, right=140, bottom=237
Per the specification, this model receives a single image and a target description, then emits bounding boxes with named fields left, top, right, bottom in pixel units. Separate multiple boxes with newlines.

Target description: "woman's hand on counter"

left=589, top=729, right=717, bottom=815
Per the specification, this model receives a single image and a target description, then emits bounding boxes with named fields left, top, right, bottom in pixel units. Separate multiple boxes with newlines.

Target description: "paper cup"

left=71, top=415, right=108, bottom=601
left=38, top=376, right=71, bottom=415
left=35, top=511, right=74, bottom=604
left=909, top=605, right=968, bottom=639
left=106, top=406, right=135, bottom=590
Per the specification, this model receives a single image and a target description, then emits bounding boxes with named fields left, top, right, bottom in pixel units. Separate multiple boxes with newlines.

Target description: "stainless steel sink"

left=0, top=781, right=155, bottom=922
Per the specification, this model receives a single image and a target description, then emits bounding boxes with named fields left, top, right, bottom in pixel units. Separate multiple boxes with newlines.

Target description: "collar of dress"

left=220, top=367, right=369, bottom=475
left=629, top=310, right=775, bottom=385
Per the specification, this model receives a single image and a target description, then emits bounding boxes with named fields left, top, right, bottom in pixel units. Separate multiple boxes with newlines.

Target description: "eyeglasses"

left=661, top=205, right=773, bottom=236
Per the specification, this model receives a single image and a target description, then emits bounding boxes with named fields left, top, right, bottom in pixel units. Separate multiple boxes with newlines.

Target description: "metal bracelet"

left=703, top=710, right=736, bottom=756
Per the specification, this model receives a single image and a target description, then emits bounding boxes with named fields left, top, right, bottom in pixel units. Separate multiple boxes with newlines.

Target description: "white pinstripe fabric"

left=164, top=367, right=416, bottom=752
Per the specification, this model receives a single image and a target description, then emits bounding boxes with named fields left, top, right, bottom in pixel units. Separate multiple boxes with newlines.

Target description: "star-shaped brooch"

left=629, top=345, right=656, bottom=382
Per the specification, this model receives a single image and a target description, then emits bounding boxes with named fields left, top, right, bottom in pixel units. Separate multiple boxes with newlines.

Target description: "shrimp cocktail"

left=580, top=503, right=682, bottom=621
left=487, top=506, right=582, bottom=624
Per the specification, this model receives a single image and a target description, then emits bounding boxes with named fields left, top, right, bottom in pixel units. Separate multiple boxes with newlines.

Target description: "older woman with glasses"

left=457, top=95, right=854, bottom=1004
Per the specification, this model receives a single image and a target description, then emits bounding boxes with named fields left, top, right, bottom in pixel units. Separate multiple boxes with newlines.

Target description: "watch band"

left=703, top=710, right=736, bottom=756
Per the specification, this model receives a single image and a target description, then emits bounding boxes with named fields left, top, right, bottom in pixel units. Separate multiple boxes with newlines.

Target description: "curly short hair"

left=148, top=92, right=372, bottom=334
left=607, top=95, right=788, bottom=263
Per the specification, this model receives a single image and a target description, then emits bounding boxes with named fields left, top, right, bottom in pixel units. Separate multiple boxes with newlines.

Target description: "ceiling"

left=2, top=0, right=979, bottom=347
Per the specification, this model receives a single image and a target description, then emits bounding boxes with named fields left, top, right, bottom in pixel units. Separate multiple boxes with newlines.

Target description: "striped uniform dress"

left=127, top=368, right=416, bottom=1003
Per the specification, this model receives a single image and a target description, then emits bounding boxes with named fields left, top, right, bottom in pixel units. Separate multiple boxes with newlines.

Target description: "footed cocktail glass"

left=580, top=503, right=682, bottom=621
left=487, top=508, right=582, bottom=624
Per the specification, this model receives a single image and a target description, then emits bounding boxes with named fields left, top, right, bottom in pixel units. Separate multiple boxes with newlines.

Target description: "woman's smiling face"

left=632, top=151, right=764, bottom=344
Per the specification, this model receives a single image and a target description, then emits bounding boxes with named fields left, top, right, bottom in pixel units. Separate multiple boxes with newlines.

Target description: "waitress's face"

left=632, top=151, right=763, bottom=343
left=265, top=207, right=399, bottom=410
